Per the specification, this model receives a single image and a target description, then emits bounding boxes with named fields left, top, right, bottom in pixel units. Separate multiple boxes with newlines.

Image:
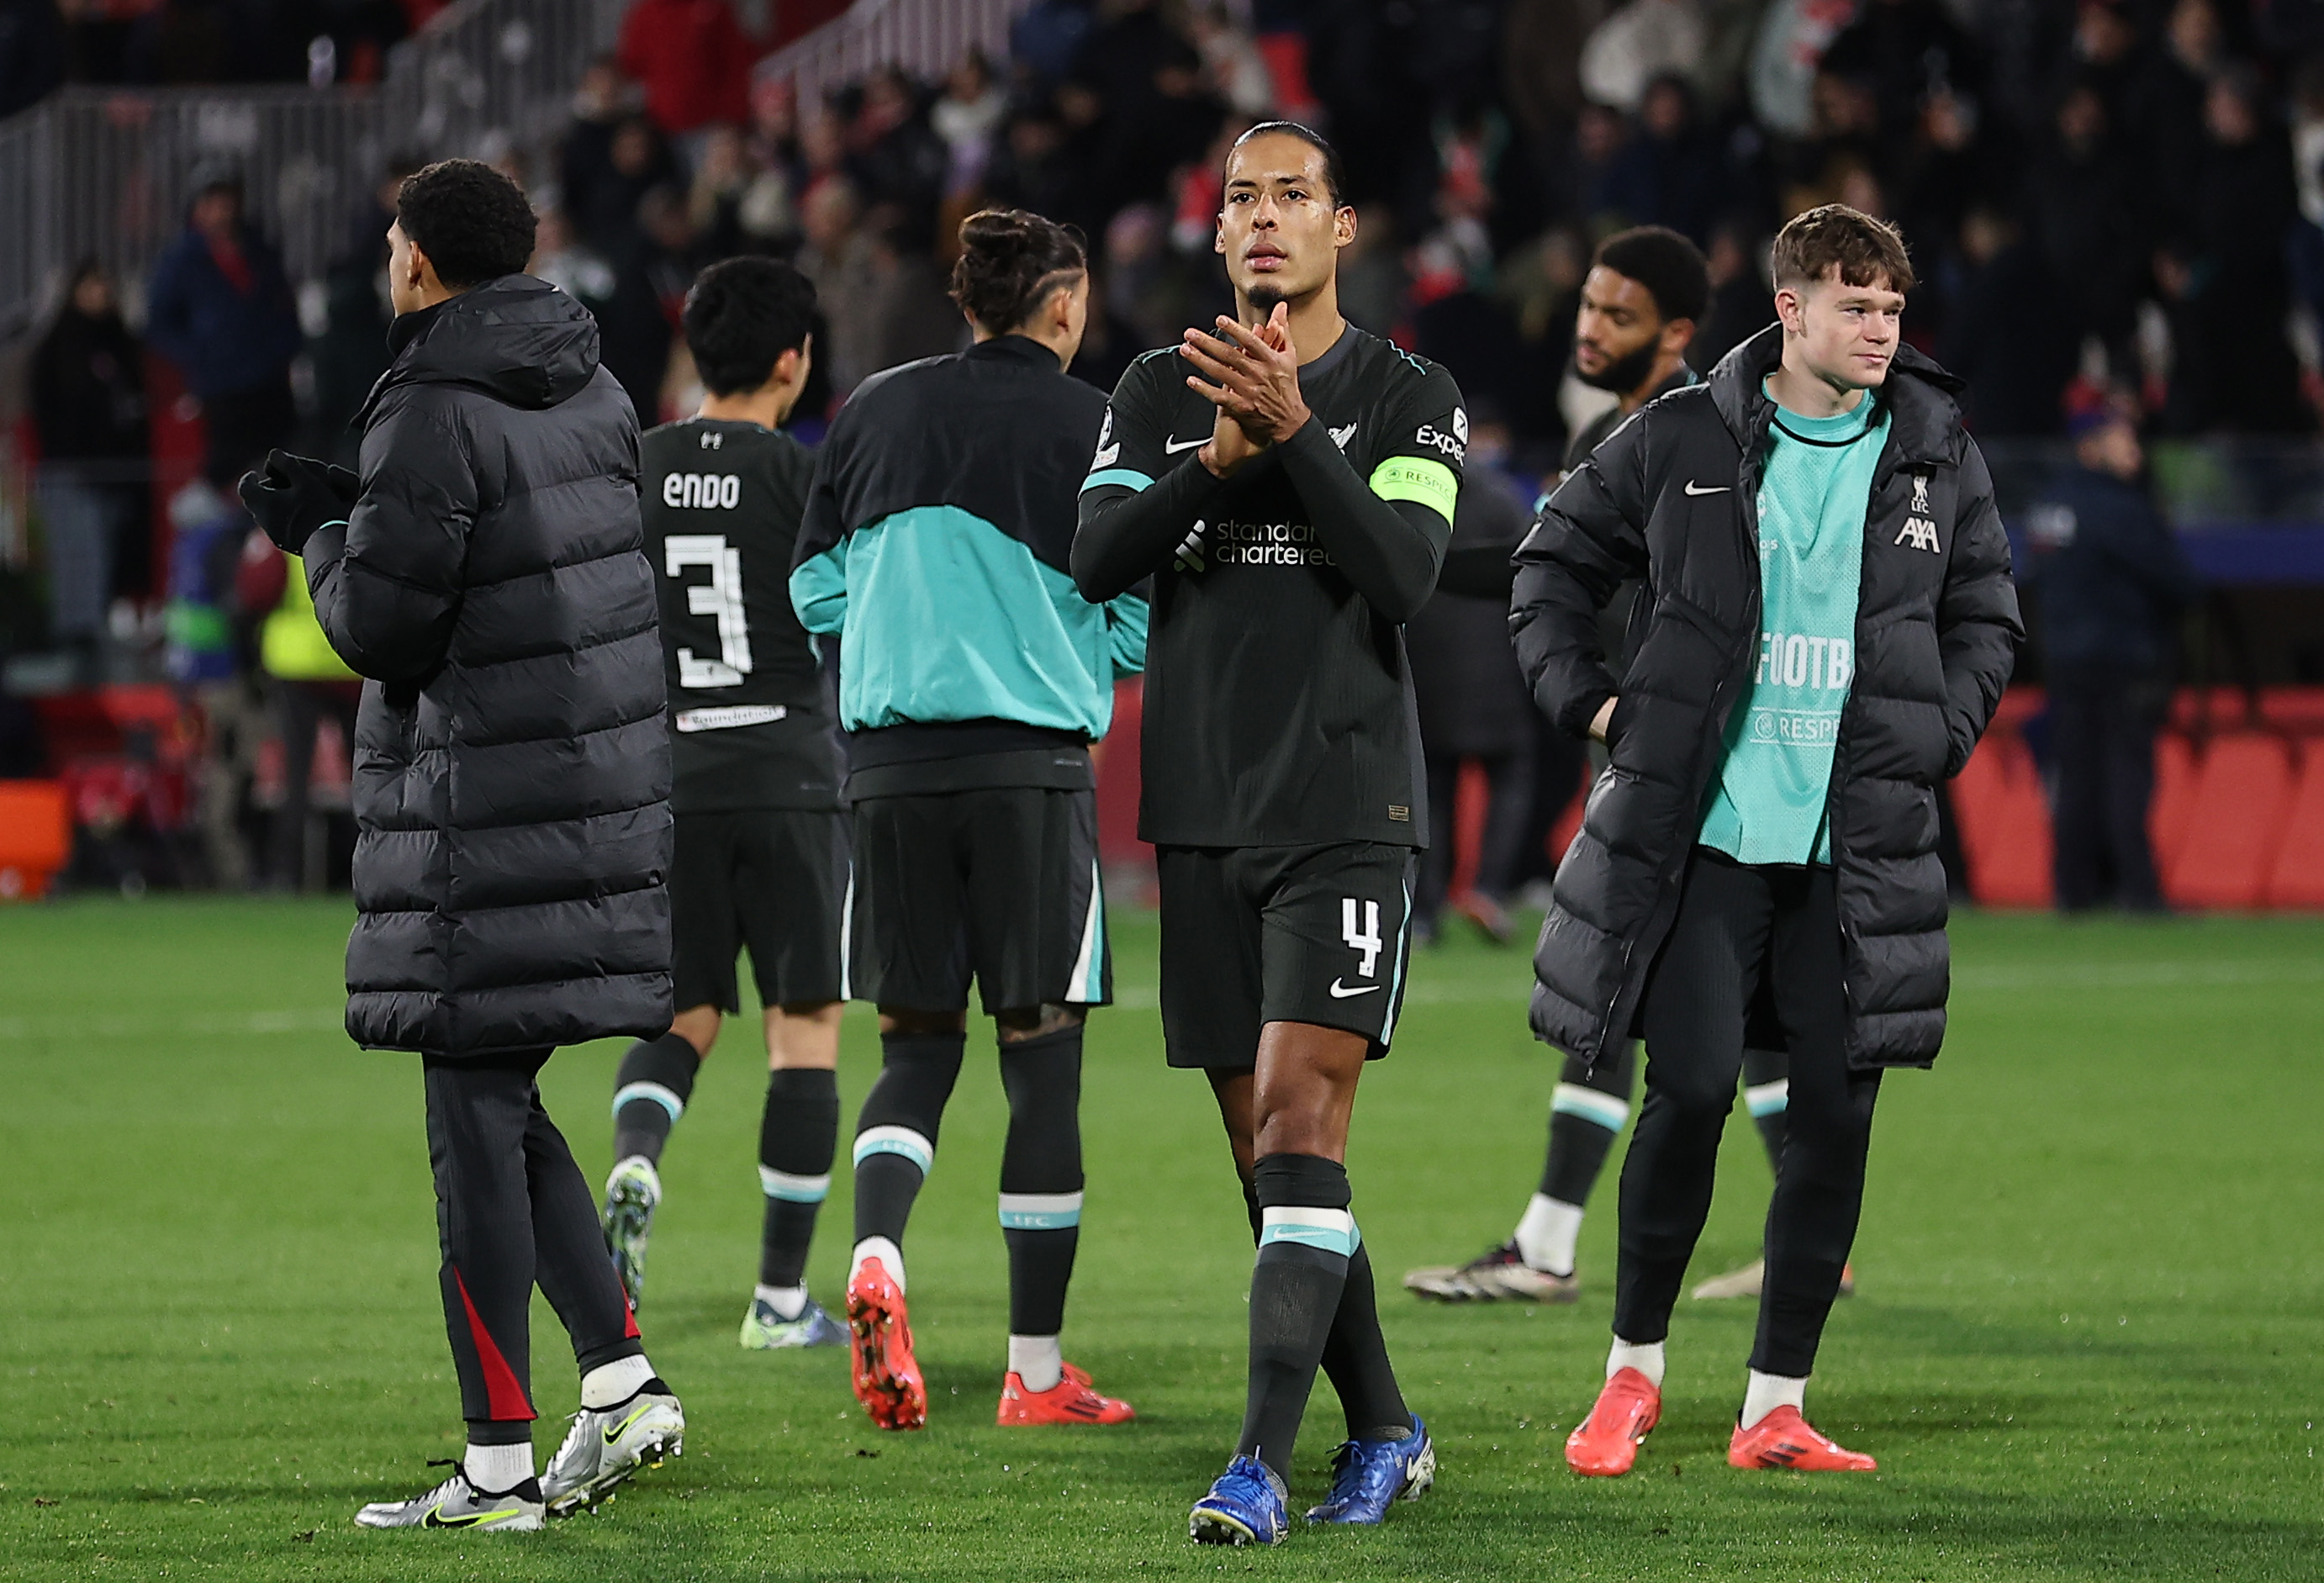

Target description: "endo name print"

left=663, top=472, right=742, bottom=510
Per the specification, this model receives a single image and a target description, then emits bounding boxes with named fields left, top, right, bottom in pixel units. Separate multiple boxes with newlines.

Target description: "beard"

left=1246, top=282, right=1288, bottom=314
left=1574, top=339, right=1660, bottom=395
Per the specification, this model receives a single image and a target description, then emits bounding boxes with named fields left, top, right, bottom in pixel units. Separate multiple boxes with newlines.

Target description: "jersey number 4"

left=666, top=534, right=753, bottom=687
left=1341, top=897, right=1382, bottom=979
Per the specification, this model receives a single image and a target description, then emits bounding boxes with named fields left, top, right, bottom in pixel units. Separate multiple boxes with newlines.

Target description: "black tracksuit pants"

left=423, top=1051, right=642, bottom=1438
left=1614, top=849, right=1880, bottom=1379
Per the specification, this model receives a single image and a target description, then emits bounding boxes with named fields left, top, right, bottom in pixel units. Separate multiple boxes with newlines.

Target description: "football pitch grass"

left=3, top=899, right=2321, bottom=1580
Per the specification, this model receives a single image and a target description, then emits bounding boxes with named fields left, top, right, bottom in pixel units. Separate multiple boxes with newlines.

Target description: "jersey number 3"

left=665, top=534, right=753, bottom=687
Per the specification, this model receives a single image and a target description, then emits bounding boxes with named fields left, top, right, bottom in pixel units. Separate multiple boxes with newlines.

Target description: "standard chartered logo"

left=1211, top=517, right=1339, bottom=567
left=1756, top=631, right=1852, bottom=691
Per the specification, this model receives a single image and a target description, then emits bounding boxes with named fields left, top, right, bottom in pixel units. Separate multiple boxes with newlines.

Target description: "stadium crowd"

left=15, top=0, right=2307, bottom=901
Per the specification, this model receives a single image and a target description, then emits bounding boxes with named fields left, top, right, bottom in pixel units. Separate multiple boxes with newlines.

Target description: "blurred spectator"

left=2022, top=407, right=2198, bottom=911
left=1747, top=0, right=1860, bottom=137
left=1189, top=4, right=1274, bottom=119
left=2157, top=69, right=2309, bottom=434
left=795, top=176, right=882, bottom=398
left=308, top=156, right=420, bottom=468
left=845, top=66, right=948, bottom=251
left=687, top=123, right=757, bottom=259
left=1819, top=0, right=1985, bottom=150
left=1409, top=413, right=1538, bottom=945
left=2026, top=81, right=2145, bottom=376
left=144, top=168, right=303, bottom=488
left=236, top=537, right=359, bottom=890
left=1691, top=219, right=1774, bottom=372
left=166, top=478, right=258, bottom=889
left=1580, top=0, right=1706, bottom=113
left=1596, top=73, right=1723, bottom=242
left=31, top=260, right=149, bottom=668
left=599, top=183, right=705, bottom=422
left=932, top=51, right=1007, bottom=201
left=1009, top=0, right=1096, bottom=91
left=570, top=113, right=677, bottom=256
left=1939, top=206, right=2078, bottom=435
left=616, top=0, right=754, bottom=161
left=530, top=204, right=617, bottom=314
left=0, top=0, right=64, bottom=115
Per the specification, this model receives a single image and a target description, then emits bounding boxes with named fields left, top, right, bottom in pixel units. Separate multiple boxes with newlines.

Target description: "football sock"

left=1008, top=1332, right=1064, bottom=1393
left=1743, top=1047, right=1790, bottom=1172
left=753, top=1282, right=808, bottom=1321
left=464, top=1438, right=534, bottom=1494
left=611, top=1032, right=700, bottom=1167
left=580, top=1353, right=658, bottom=1409
left=758, top=1067, right=840, bottom=1290
left=1608, top=1337, right=1666, bottom=1388
left=851, top=1032, right=964, bottom=1252
left=850, top=1234, right=906, bottom=1291
left=1513, top=1192, right=1585, bottom=1277
left=1742, top=1369, right=1807, bottom=1427
left=1318, top=1242, right=1411, bottom=1441
left=1237, top=1153, right=1355, bottom=1480
left=1540, top=1081, right=1629, bottom=1209
left=997, top=1026, right=1084, bottom=1343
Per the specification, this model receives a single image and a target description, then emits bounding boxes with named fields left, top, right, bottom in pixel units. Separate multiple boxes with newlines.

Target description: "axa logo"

left=1895, top=517, right=1940, bottom=552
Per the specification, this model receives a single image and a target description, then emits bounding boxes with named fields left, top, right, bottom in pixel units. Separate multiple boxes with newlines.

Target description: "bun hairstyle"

left=948, top=208, right=1086, bottom=335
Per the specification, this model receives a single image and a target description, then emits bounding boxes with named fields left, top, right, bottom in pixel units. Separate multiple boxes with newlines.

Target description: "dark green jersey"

left=641, top=416, right=841, bottom=813
left=1075, top=326, right=1464, bottom=847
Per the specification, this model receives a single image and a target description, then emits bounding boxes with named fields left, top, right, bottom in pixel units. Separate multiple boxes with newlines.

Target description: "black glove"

left=236, top=450, right=359, bottom=555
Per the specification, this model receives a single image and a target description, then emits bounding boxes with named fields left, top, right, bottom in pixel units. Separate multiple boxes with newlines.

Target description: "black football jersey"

left=1080, top=327, right=1465, bottom=847
left=640, top=417, right=840, bottom=812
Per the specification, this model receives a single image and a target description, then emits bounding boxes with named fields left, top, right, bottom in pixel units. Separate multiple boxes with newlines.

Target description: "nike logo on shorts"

left=1683, top=480, right=1730, bottom=496
left=1328, top=979, right=1382, bottom=998
left=1165, top=435, right=1207, bottom=454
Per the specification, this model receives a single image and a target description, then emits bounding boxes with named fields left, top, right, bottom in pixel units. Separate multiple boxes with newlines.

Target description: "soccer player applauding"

left=1075, top=122, right=1464, bottom=1544
left=1512, top=205, right=2018, bottom=1475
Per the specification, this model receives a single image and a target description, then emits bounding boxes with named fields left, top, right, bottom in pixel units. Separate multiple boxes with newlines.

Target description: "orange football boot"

left=996, top=1361, right=1136, bottom=1426
left=1727, top=1406, right=1877, bottom=1471
left=1564, top=1367, right=1661, bottom=1476
left=846, top=1257, right=927, bottom=1430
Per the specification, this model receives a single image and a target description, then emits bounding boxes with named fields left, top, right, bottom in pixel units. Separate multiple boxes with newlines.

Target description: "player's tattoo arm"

left=1274, top=421, right=1448, bottom=623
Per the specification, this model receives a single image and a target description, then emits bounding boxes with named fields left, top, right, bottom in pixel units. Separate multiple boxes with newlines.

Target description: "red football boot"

left=1564, top=1367, right=1661, bottom=1477
left=996, top=1361, right=1136, bottom=1426
left=1727, top=1406, right=1877, bottom=1471
left=846, top=1257, right=927, bottom=1431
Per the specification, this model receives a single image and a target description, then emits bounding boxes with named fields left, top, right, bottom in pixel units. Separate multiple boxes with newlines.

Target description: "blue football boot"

left=1189, top=1454, right=1289, bottom=1545
left=1305, top=1417, right=1436, bottom=1525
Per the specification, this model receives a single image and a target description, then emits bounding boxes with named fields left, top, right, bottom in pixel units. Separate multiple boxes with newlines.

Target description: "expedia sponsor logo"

left=1413, top=420, right=1466, bottom=462
left=1211, top=517, right=1338, bottom=567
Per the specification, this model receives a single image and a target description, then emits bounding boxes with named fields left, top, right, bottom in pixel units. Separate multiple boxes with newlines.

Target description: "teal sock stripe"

left=759, top=1166, right=832, bottom=1203
left=611, top=1081, right=684, bottom=1123
left=998, top=1191, right=1083, bottom=1231
left=852, top=1125, right=932, bottom=1174
left=1258, top=1208, right=1360, bottom=1259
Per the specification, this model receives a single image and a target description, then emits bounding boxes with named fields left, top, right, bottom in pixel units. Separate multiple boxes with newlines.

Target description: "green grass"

left=3, top=898, right=2321, bottom=1580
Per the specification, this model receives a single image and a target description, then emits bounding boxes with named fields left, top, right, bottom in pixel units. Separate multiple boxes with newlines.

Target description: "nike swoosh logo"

left=425, top=1504, right=526, bottom=1528
left=1328, top=979, right=1382, bottom=998
left=603, top=1402, right=654, bottom=1447
left=1683, top=481, right=1730, bottom=496
left=1164, top=436, right=1207, bottom=454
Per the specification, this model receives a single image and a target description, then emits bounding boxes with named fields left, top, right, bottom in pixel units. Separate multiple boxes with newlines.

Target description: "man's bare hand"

left=1181, top=302, right=1311, bottom=476
left=1590, top=696, right=1618, bottom=743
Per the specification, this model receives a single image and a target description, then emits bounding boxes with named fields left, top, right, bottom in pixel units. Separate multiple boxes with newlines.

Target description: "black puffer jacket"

left=1510, top=325, right=2019, bottom=1071
left=301, top=277, right=672, bottom=1058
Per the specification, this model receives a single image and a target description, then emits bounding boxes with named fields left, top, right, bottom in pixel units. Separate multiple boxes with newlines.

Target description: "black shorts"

left=671, top=808, right=849, bottom=1014
left=1156, top=842, right=1417, bottom=1069
left=848, top=785, right=1109, bottom=1014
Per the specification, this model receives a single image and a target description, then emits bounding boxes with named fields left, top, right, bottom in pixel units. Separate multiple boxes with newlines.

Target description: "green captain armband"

left=1368, top=455, right=1459, bottom=525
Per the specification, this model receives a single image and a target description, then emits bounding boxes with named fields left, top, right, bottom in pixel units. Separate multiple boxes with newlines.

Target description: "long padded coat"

left=1509, top=325, right=2020, bottom=1072
left=300, top=276, right=673, bottom=1058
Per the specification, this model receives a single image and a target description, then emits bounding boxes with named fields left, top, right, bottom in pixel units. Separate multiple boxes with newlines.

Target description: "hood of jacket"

left=362, top=275, right=603, bottom=425
left=1707, top=322, right=1967, bottom=471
